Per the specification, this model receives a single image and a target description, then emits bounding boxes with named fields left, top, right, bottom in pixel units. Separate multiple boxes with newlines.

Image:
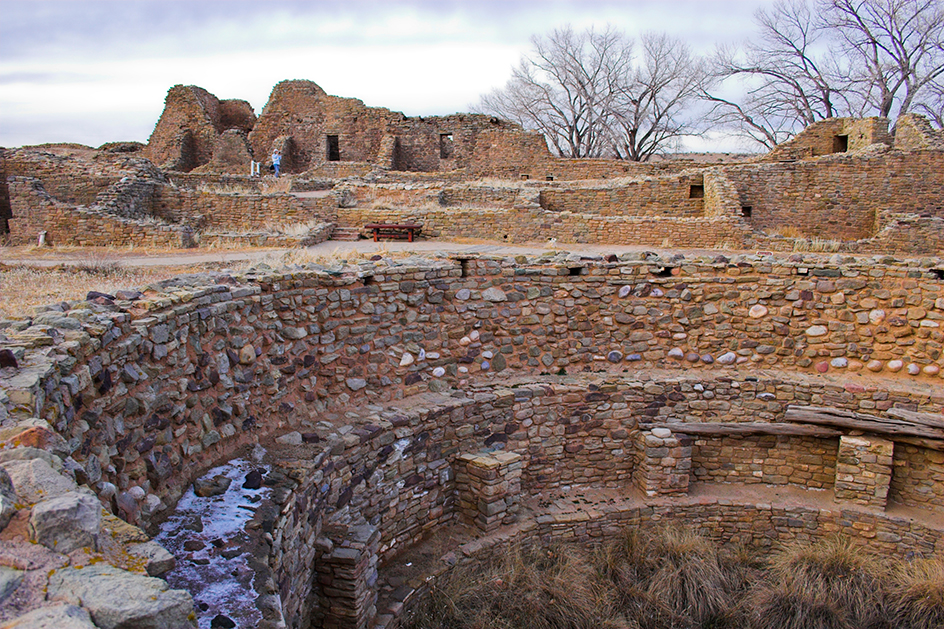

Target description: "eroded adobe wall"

left=728, top=150, right=944, bottom=240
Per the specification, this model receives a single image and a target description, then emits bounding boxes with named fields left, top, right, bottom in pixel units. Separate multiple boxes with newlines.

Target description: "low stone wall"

left=153, top=187, right=337, bottom=231
left=539, top=173, right=706, bottom=218
left=337, top=206, right=750, bottom=246
left=6, top=177, right=189, bottom=247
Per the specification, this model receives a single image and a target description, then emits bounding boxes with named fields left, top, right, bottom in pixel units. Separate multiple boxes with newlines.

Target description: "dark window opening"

left=439, top=133, right=454, bottom=159
left=931, top=268, right=944, bottom=280
left=362, top=275, right=375, bottom=286
left=520, top=174, right=530, bottom=180
left=546, top=175, right=554, bottom=181
left=327, top=135, right=340, bottom=161
left=568, top=267, right=585, bottom=276
left=458, top=258, right=471, bottom=277
left=833, top=135, right=848, bottom=153
left=689, top=184, right=705, bottom=199
left=650, top=266, right=674, bottom=277
left=741, top=206, right=753, bottom=218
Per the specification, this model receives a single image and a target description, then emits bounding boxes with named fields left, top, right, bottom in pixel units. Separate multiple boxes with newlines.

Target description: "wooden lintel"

left=886, top=408, right=944, bottom=430
left=785, top=405, right=944, bottom=441
left=645, top=422, right=842, bottom=438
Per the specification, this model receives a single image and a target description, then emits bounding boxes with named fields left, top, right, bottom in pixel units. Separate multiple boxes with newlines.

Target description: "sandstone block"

left=48, top=565, right=195, bottom=629
left=28, top=491, right=101, bottom=554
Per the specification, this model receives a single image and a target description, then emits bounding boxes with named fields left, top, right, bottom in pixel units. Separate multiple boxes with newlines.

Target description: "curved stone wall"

left=1, top=253, right=943, bottom=627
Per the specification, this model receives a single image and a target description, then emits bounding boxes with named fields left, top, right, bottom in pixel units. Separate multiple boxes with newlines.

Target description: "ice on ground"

left=155, top=458, right=275, bottom=629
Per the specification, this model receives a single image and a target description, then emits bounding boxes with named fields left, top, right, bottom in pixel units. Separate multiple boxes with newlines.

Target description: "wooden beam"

left=644, top=422, right=842, bottom=438
left=784, top=405, right=944, bottom=440
left=886, top=408, right=944, bottom=430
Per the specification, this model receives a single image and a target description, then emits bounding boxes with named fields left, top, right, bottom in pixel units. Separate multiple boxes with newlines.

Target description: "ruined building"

left=0, top=80, right=944, bottom=629
left=2, top=79, right=943, bottom=254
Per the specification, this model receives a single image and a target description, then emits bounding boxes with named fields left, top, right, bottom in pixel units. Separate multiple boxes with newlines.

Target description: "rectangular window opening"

left=520, top=174, right=530, bottom=180
left=832, top=135, right=849, bottom=153
left=545, top=175, right=554, bottom=181
left=741, top=206, right=753, bottom=218
left=327, top=135, right=340, bottom=161
left=439, top=133, right=454, bottom=159
left=689, top=184, right=705, bottom=199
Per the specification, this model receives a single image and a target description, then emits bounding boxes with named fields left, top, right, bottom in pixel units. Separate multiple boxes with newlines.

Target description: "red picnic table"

left=364, top=223, right=423, bottom=242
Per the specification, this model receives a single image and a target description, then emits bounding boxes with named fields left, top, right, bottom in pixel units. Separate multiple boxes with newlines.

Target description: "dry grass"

left=889, top=556, right=944, bottom=629
left=747, top=537, right=889, bottom=629
left=405, top=530, right=940, bottom=629
left=0, top=262, right=204, bottom=318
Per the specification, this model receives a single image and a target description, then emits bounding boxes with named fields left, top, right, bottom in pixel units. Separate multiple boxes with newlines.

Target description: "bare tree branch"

left=475, top=25, right=704, bottom=160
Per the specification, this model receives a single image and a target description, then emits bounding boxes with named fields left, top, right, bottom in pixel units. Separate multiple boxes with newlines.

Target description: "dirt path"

left=0, top=239, right=744, bottom=268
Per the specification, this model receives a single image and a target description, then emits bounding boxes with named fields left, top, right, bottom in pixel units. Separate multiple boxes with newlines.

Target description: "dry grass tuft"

left=889, top=556, right=944, bottom=629
left=748, top=537, right=889, bottom=629
left=410, top=543, right=614, bottom=629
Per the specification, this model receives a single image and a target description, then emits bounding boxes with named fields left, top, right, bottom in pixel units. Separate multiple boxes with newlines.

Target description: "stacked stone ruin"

left=0, top=81, right=943, bottom=628
left=1, top=80, right=942, bottom=254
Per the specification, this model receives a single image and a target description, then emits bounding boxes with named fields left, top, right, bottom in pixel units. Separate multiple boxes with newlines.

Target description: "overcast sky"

left=0, top=0, right=777, bottom=151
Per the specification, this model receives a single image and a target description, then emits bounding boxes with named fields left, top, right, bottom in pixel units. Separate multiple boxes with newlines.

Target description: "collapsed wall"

left=1, top=253, right=943, bottom=626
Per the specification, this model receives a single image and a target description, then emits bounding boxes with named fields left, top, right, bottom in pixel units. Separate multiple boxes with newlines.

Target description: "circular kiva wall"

left=1, top=253, right=943, bottom=628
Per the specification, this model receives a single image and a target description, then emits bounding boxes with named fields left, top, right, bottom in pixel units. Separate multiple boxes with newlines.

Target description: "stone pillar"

left=455, top=451, right=522, bottom=532
left=834, top=435, right=894, bottom=509
left=633, top=428, right=692, bottom=497
left=315, top=524, right=380, bottom=629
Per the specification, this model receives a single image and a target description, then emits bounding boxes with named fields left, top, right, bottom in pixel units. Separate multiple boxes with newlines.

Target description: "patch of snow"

left=155, top=458, right=274, bottom=629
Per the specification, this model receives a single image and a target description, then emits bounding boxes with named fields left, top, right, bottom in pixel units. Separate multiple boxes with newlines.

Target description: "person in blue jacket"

left=272, top=149, right=282, bottom=177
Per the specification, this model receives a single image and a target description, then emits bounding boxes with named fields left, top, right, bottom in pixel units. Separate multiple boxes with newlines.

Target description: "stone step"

left=331, top=227, right=363, bottom=241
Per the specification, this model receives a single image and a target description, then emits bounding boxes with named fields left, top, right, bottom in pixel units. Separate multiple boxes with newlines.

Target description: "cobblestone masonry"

left=1, top=254, right=944, bottom=627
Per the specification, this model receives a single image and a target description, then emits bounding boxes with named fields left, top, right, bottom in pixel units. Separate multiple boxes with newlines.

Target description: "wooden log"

left=886, top=408, right=944, bottom=430
left=644, top=422, right=842, bottom=438
left=784, top=405, right=944, bottom=440
left=893, top=436, right=944, bottom=452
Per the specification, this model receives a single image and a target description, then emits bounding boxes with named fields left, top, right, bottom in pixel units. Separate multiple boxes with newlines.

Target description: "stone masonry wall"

left=6, top=177, right=189, bottom=247
left=728, top=150, right=944, bottom=240
left=3, top=255, right=944, bottom=628
left=152, top=187, right=338, bottom=231
left=4, top=256, right=944, bottom=525
left=691, top=435, right=839, bottom=488
left=539, top=173, right=706, bottom=217
left=337, top=206, right=749, bottom=246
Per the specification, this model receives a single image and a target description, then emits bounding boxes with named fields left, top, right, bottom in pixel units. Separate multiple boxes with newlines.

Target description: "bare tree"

left=703, top=0, right=852, bottom=148
left=477, top=26, right=630, bottom=158
left=609, top=32, right=706, bottom=161
left=824, top=0, right=944, bottom=118
left=476, top=26, right=704, bottom=160
left=705, top=0, right=944, bottom=148
left=914, top=78, right=944, bottom=125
